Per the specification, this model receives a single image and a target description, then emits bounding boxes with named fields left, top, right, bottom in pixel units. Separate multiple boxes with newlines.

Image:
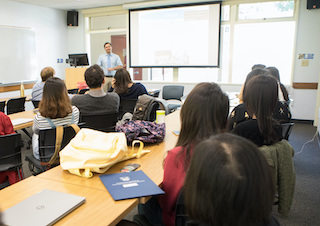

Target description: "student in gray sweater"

left=71, top=64, right=120, bottom=115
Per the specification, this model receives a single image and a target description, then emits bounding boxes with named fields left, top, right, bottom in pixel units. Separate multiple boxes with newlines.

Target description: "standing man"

left=97, top=42, right=123, bottom=92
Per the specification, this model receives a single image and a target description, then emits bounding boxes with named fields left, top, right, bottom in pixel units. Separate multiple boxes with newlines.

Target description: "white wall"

left=0, top=0, right=68, bottom=81
left=291, top=0, right=320, bottom=120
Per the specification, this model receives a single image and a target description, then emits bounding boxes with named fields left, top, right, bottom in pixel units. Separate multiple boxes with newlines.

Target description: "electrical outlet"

left=301, top=60, right=309, bottom=67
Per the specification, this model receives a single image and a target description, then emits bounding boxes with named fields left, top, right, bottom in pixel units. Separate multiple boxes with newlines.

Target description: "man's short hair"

left=40, top=67, right=55, bottom=82
left=84, top=64, right=104, bottom=89
left=104, top=42, right=112, bottom=47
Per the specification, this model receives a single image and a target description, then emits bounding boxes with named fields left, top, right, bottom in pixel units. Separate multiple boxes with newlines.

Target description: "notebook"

left=11, top=118, right=33, bottom=126
left=100, top=170, right=165, bottom=201
left=2, top=189, right=86, bottom=226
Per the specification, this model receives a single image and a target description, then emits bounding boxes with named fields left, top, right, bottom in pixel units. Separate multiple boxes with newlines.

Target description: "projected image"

left=130, top=3, right=221, bottom=67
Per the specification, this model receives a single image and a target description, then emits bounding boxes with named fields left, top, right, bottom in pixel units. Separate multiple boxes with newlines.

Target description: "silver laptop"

left=2, top=189, right=86, bottom=226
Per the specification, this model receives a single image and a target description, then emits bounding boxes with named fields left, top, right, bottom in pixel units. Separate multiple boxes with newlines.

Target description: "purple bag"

left=116, top=120, right=166, bottom=143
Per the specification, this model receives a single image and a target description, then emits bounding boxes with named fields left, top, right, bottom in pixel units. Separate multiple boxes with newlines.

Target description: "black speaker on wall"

left=307, top=0, right=320, bottom=9
left=67, top=11, right=78, bottom=26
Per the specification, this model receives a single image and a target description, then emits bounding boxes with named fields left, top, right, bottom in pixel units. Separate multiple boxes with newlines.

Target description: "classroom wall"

left=291, top=0, right=320, bottom=121
left=0, top=0, right=68, bottom=81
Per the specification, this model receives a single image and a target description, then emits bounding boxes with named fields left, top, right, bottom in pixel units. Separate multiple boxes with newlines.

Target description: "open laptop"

left=2, top=189, right=86, bottom=226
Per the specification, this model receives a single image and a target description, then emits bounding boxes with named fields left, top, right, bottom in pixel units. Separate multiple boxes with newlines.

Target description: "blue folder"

left=99, top=170, right=165, bottom=201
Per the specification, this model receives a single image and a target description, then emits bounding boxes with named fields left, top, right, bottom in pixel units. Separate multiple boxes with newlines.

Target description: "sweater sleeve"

left=3, top=114, right=15, bottom=134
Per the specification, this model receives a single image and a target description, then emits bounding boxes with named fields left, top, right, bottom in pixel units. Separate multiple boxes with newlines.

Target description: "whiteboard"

left=0, top=26, right=37, bottom=84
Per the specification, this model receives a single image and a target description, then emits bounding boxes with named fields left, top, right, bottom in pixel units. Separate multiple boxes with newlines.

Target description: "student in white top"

left=31, top=67, right=55, bottom=101
left=32, top=77, right=79, bottom=160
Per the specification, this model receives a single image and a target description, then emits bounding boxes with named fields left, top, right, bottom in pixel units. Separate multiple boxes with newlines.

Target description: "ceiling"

left=8, top=0, right=158, bottom=10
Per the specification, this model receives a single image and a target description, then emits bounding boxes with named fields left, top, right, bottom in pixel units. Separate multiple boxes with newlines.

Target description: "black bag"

left=132, top=94, right=167, bottom=121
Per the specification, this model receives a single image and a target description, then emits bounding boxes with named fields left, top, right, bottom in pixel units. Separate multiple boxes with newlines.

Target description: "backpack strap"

left=47, top=126, right=64, bottom=166
left=45, top=118, right=56, bottom=128
left=45, top=124, right=80, bottom=167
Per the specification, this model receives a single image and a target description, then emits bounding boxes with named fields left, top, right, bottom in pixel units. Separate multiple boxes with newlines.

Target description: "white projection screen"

left=129, top=2, right=221, bottom=68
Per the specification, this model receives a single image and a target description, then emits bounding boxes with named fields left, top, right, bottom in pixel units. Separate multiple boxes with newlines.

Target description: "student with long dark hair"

left=229, top=69, right=291, bottom=130
left=184, top=133, right=279, bottom=226
left=266, top=66, right=289, bottom=102
left=109, top=68, right=147, bottom=100
left=232, top=75, right=282, bottom=146
left=159, top=82, right=230, bottom=225
left=32, top=77, right=80, bottom=159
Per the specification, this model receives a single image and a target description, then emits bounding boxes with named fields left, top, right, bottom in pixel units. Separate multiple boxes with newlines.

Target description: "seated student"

left=71, top=64, right=120, bottom=115
left=232, top=75, right=282, bottom=147
left=31, top=67, right=55, bottom=101
left=184, top=133, right=279, bottom=226
left=252, top=63, right=266, bottom=70
left=135, top=83, right=229, bottom=226
left=32, top=77, right=80, bottom=160
left=266, top=66, right=290, bottom=103
left=0, top=112, right=22, bottom=185
left=229, top=70, right=291, bottom=130
left=0, top=112, right=14, bottom=135
left=109, top=68, right=148, bottom=100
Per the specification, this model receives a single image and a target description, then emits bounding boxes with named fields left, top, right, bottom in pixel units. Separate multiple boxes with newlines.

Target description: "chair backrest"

left=38, top=125, right=79, bottom=164
left=0, top=101, right=5, bottom=113
left=119, top=98, right=138, bottom=119
left=0, top=133, right=22, bottom=172
left=67, top=88, right=79, bottom=94
left=6, top=97, right=26, bottom=114
left=79, top=88, right=89, bottom=94
left=281, top=122, right=294, bottom=140
left=32, top=100, right=40, bottom=108
left=80, top=113, right=118, bottom=132
left=162, top=85, right=184, bottom=100
left=175, top=188, right=191, bottom=226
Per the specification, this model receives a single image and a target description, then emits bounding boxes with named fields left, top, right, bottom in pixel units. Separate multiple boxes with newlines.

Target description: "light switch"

left=301, top=60, right=309, bottom=67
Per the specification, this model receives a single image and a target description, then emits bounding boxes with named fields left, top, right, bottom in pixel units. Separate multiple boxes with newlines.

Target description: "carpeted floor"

left=273, top=122, right=320, bottom=226
left=2, top=122, right=320, bottom=225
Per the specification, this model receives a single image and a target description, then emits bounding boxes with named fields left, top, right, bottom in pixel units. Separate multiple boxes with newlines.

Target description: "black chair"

left=281, top=122, right=294, bottom=140
left=32, top=100, right=40, bottom=108
left=0, top=101, right=5, bottom=113
left=148, top=89, right=161, bottom=97
left=80, top=113, right=118, bottom=132
left=162, top=85, right=184, bottom=113
left=6, top=97, right=26, bottom=115
left=175, top=188, right=191, bottom=226
left=119, top=99, right=138, bottom=119
left=79, top=88, right=89, bottom=94
left=68, top=88, right=79, bottom=94
left=6, top=97, right=32, bottom=149
left=25, top=124, right=80, bottom=175
left=0, top=133, right=24, bottom=184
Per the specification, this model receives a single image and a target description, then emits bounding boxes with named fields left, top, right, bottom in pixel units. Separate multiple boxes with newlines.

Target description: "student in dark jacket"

left=184, top=133, right=280, bottom=226
left=109, top=68, right=147, bottom=100
left=232, top=75, right=283, bottom=147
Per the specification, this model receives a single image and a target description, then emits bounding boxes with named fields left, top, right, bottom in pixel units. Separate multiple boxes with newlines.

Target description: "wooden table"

left=0, top=176, right=138, bottom=226
left=38, top=110, right=180, bottom=191
left=1, top=111, right=181, bottom=225
left=0, top=95, right=32, bottom=103
left=8, top=109, right=35, bottom=131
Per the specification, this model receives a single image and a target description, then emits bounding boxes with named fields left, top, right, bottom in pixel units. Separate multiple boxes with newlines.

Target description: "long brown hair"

left=243, top=75, right=279, bottom=144
left=185, top=133, right=275, bottom=226
left=113, top=69, right=132, bottom=94
left=39, top=77, right=72, bottom=119
left=176, top=82, right=229, bottom=169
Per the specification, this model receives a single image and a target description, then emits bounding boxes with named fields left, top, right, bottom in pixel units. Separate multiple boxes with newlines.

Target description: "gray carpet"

left=273, top=122, right=320, bottom=226
left=3, top=123, right=320, bottom=225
